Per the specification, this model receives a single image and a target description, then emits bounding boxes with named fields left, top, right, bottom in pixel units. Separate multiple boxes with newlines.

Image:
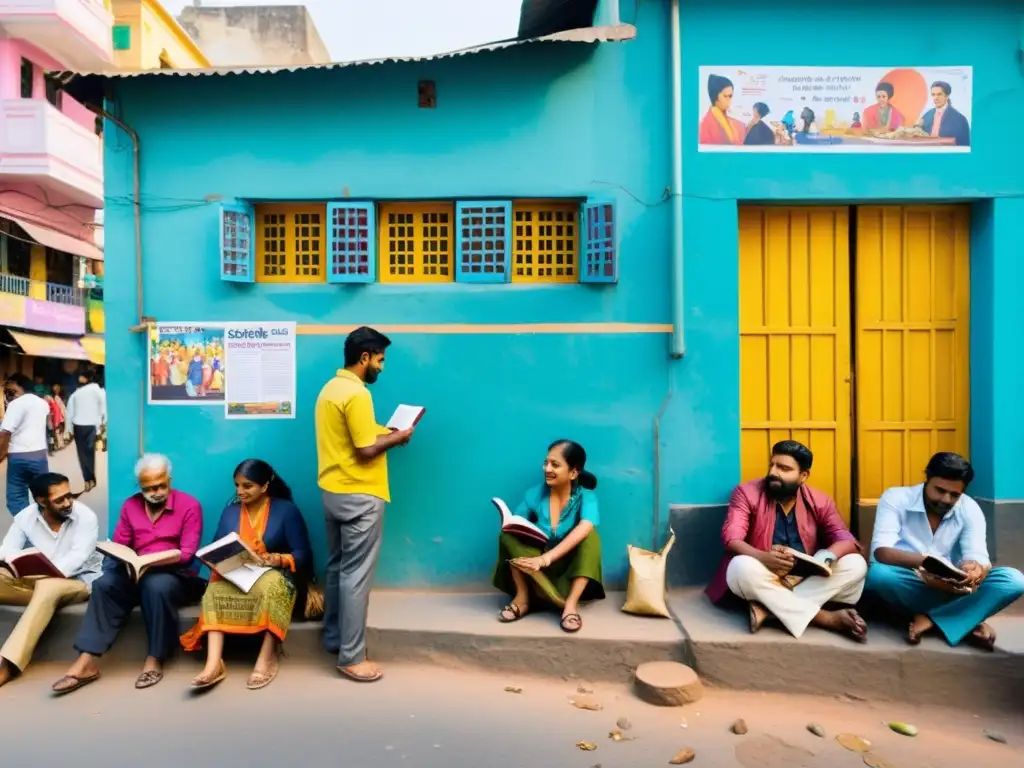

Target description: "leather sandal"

left=135, top=670, right=163, bottom=689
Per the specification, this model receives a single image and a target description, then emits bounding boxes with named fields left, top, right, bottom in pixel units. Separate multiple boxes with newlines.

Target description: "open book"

left=921, top=554, right=968, bottom=582
left=780, top=549, right=834, bottom=589
left=492, top=497, right=548, bottom=547
left=386, top=404, right=426, bottom=431
left=96, top=541, right=180, bottom=582
left=196, top=532, right=270, bottom=593
left=0, top=548, right=65, bottom=579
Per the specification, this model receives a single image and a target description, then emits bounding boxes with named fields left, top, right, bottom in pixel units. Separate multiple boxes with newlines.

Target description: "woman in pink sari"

left=699, top=74, right=746, bottom=146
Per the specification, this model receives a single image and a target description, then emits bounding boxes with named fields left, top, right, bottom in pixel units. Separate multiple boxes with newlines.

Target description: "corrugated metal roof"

left=64, top=24, right=635, bottom=79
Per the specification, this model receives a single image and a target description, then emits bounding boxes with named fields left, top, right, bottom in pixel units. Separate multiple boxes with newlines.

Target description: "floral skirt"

left=180, top=570, right=296, bottom=652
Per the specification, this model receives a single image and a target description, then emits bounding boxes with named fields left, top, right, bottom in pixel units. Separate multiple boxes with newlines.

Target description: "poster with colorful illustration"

left=148, top=323, right=226, bottom=405
left=697, top=66, right=972, bottom=153
left=224, top=321, right=296, bottom=420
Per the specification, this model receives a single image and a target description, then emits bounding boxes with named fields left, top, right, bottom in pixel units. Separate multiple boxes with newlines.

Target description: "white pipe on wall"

left=669, top=0, right=685, bottom=358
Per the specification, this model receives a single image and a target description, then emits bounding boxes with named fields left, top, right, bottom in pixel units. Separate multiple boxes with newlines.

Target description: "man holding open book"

left=315, top=327, right=414, bottom=684
left=52, top=453, right=204, bottom=695
left=0, top=472, right=101, bottom=687
left=706, top=440, right=869, bottom=642
left=866, top=452, right=1024, bottom=650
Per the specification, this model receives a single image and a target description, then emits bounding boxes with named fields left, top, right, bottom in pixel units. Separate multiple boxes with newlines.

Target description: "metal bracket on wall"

left=129, top=316, right=157, bottom=332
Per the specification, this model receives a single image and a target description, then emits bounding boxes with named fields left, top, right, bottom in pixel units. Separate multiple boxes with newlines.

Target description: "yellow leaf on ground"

left=576, top=742, right=598, bottom=751
left=837, top=733, right=872, bottom=752
left=669, top=747, right=696, bottom=764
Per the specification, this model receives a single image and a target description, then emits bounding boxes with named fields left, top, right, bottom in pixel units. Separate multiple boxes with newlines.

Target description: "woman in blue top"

left=493, top=440, right=605, bottom=633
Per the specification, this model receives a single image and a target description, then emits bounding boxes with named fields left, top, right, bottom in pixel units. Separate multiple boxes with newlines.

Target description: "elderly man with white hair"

left=52, top=453, right=203, bottom=695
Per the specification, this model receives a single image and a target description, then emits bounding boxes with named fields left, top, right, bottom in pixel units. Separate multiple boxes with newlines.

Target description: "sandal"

left=191, top=662, right=227, bottom=690
left=51, top=672, right=100, bottom=696
left=135, top=670, right=163, bottom=689
left=749, top=602, right=768, bottom=634
left=246, top=662, right=279, bottom=690
left=560, top=613, right=583, bottom=633
left=337, top=664, right=383, bottom=683
left=498, top=602, right=528, bottom=623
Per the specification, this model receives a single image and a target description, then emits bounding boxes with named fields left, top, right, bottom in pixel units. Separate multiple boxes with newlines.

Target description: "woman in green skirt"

left=494, top=440, right=605, bottom=633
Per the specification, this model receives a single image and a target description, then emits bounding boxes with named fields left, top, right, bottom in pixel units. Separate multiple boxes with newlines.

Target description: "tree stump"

left=633, top=661, right=704, bottom=706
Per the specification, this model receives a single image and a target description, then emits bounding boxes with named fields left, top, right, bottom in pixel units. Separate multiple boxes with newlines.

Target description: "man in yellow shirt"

left=315, top=326, right=413, bottom=683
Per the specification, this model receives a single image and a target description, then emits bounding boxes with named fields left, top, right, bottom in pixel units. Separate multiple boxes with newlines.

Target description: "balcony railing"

left=0, top=0, right=115, bottom=69
left=0, top=272, right=85, bottom=306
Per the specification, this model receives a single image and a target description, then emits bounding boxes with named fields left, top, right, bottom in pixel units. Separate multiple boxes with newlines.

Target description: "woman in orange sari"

left=181, top=459, right=312, bottom=690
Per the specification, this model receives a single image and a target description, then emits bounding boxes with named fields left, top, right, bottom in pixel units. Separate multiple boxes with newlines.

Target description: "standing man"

left=0, top=472, right=102, bottom=687
left=65, top=370, right=106, bottom=493
left=316, top=326, right=413, bottom=683
left=866, top=452, right=1024, bottom=649
left=706, top=440, right=868, bottom=641
left=0, top=374, right=50, bottom=515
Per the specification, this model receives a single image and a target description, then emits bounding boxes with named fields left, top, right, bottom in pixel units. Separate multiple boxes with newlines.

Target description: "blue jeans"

left=866, top=562, right=1024, bottom=646
left=5, top=452, right=49, bottom=515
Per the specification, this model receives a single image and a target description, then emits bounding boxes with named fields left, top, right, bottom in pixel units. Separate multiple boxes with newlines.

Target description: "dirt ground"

left=0, top=659, right=1018, bottom=767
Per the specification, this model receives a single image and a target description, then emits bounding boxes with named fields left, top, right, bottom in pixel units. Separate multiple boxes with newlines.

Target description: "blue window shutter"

left=327, top=202, right=376, bottom=284
left=220, top=202, right=254, bottom=283
left=455, top=200, right=511, bottom=283
left=581, top=198, right=617, bottom=284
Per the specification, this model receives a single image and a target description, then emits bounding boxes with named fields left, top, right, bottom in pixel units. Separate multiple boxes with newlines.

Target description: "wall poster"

left=224, top=321, right=296, bottom=419
left=698, top=66, right=972, bottom=153
left=148, top=323, right=226, bottom=405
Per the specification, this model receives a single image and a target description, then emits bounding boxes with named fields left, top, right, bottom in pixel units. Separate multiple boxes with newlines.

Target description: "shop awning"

left=79, top=335, right=105, bottom=365
left=3, top=215, right=103, bottom=262
left=8, top=330, right=89, bottom=361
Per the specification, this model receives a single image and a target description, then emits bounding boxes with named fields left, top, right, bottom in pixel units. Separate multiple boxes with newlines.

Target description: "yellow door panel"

left=855, top=206, right=970, bottom=504
left=739, top=207, right=852, bottom=520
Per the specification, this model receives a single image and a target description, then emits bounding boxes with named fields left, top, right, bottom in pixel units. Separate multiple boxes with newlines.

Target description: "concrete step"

left=3, top=588, right=1021, bottom=711
left=670, top=588, right=1024, bottom=711
left=0, top=590, right=691, bottom=684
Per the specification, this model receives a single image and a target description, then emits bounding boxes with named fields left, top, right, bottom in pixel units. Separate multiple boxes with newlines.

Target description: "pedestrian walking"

left=65, top=370, right=106, bottom=492
left=0, top=373, right=50, bottom=514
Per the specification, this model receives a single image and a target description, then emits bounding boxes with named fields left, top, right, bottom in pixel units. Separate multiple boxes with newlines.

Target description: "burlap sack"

left=621, top=529, right=676, bottom=618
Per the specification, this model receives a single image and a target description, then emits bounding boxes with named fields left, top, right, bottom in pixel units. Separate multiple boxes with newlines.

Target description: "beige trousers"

left=0, top=575, right=89, bottom=671
left=726, top=552, right=867, bottom=638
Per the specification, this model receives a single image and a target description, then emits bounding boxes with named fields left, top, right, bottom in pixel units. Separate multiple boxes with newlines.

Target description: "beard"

left=143, top=493, right=168, bottom=507
left=365, top=368, right=380, bottom=384
left=765, top=475, right=800, bottom=500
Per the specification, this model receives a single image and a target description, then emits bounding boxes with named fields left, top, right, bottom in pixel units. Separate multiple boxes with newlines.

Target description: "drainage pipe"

left=669, top=0, right=685, bottom=359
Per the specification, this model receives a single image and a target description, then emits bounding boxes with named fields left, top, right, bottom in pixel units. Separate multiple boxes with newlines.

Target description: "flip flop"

left=135, top=670, right=163, bottom=690
left=246, top=663, right=279, bottom=690
left=749, top=602, right=768, bottom=634
left=337, top=665, right=383, bottom=683
left=560, top=613, right=583, bottom=633
left=498, top=603, right=528, bottom=623
left=191, top=662, right=227, bottom=691
left=51, top=672, right=100, bottom=696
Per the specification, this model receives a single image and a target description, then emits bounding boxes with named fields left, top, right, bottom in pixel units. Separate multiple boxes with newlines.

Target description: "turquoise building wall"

left=101, top=0, right=1024, bottom=587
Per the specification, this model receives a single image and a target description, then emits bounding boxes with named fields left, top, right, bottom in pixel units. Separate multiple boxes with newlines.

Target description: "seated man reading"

left=0, top=473, right=102, bottom=688
left=52, top=453, right=203, bottom=695
left=866, top=451, right=1024, bottom=649
left=706, top=440, right=868, bottom=641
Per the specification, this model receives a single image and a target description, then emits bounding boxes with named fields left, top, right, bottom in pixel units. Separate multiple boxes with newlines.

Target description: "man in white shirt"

left=65, top=370, right=106, bottom=493
left=0, top=472, right=101, bottom=687
left=0, top=373, right=50, bottom=515
left=866, top=452, right=1024, bottom=650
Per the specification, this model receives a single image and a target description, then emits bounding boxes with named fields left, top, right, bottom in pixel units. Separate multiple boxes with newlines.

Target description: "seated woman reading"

left=493, top=440, right=605, bottom=633
left=181, top=459, right=312, bottom=690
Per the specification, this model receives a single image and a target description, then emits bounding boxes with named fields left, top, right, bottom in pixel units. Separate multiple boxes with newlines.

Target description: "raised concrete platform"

left=3, top=588, right=1021, bottom=710
left=670, top=589, right=1024, bottom=711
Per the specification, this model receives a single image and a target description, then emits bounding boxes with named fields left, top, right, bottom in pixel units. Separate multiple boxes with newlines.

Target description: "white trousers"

left=726, top=552, right=868, bottom=638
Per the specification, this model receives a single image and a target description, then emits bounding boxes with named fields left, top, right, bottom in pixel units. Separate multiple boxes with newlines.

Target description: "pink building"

left=0, top=0, right=112, bottom=375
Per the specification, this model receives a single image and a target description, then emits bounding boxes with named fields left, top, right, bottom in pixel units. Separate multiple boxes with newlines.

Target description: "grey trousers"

left=322, top=491, right=386, bottom=667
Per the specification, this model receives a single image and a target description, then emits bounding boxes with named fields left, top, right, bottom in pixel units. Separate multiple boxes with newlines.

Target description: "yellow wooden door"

left=855, top=206, right=971, bottom=503
left=739, top=207, right=853, bottom=520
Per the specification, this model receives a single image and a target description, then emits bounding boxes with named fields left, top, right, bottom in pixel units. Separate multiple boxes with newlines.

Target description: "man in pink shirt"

left=706, top=440, right=868, bottom=642
left=52, top=453, right=203, bottom=694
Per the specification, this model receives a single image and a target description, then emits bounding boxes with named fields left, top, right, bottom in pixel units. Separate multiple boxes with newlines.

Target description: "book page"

left=386, top=404, right=424, bottom=431
left=220, top=563, right=272, bottom=593
left=96, top=541, right=139, bottom=564
left=137, top=549, right=181, bottom=568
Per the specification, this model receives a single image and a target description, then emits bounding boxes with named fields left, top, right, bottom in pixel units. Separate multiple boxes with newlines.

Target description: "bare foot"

left=814, top=608, right=867, bottom=642
left=338, top=660, right=383, bottom=683
left=0, top=660, right=12, bottom=688
left=498, top=598, right=529, bottom=623
left=968, top=622, right=997, bottom=651
left=907, top=613, right=934, bottom=645
left=52, top=653, right=100, bottom=694
left=749, top=602, right=769, bottom=634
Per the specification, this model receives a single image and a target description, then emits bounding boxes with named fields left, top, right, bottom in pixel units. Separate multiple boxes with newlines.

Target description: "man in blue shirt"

left=866, top=452, right=1024, bottom=649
